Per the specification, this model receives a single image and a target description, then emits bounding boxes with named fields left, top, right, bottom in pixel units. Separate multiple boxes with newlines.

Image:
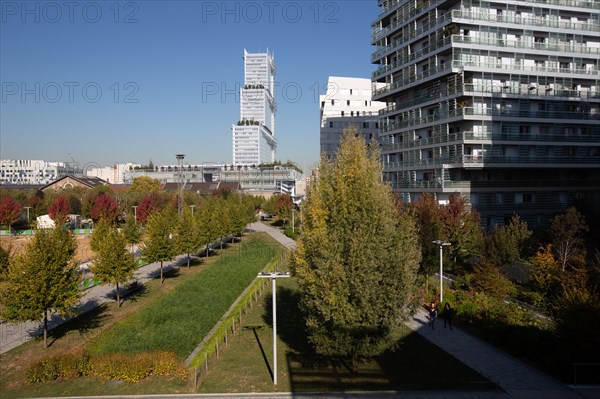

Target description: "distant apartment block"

left=123, top=163, right=301, bottom=196
left=232, top=49, right=277, bottom=166
left=86, top=163, right=141, bottom=184
left=0, top=159, right=82, bottom=185
left=320, top=76, right=386, bottom=156
left=372, top=0, right=600, bottom=227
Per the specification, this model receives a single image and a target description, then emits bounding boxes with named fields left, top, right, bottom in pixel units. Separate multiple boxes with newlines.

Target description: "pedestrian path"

left=406, top=310, right=585, bottom=399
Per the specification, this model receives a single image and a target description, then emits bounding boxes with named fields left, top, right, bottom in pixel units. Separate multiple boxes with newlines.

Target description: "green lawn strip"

left=198, top=278, right=499, bottom=393
left=0, top=375, right=190, bottom=399
left=88, top=233, right=281, bottom=358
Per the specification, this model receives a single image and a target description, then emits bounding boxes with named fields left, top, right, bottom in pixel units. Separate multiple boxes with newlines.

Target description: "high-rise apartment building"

left=320, top=76, right=386, bottom=156
left=372, top=0, right=600, bottom=227
left=232, top=49, right=277, bottom=166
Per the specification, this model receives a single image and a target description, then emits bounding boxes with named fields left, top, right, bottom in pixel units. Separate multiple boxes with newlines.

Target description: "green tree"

left=530, top=244, right=561, bottom=309
left=409, top=193, right=444, bottom=275
left=551, top=207, right=588, bottom=271
left=292, top=129, right=421, bottom=370
left=485, top=215, right=533, bottom=266
left=196, top=200, right=217, bottom=258
left=142, top=208, right=176, bottom=283
left=90, top=218, right=111, bottom=254
left=0, top=244, right=11, bottom=282
left=175, top=206, right=197, bottom=268
left=89, top=226, right=136, bottom=306
left=0, top=227, right=79, bottom=347
left=121, top=213, right=142, bottom=251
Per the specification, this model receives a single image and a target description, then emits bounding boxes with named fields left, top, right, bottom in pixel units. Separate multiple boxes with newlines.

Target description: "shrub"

left=26, top=351, right=186, bottom=384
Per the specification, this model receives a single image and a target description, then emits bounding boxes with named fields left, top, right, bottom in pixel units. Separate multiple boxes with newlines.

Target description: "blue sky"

left=1, top=1, right=379, bottom=172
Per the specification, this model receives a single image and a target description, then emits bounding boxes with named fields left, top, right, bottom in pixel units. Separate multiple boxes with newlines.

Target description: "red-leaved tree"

left=90, top=194, right=118, bottom=223
left=0, top=196, right=22, bottom=233
left=136, top=193, right=162, bottom=224
left=48, top=196, right=71, bottom=224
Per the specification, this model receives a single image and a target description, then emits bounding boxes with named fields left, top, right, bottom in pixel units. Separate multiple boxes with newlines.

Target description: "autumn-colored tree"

left=90, top=226, right=136, bottom=306
left=530, top=244, right=561, bottom=308
left=48, top=195, right=71, bottom=224
left=136, top=193, right=162, bottom=224
left=0, top=227, right=79, bottom=347
left=142, top=207, right=176, bottom=283
left=275, top=193, right=294, bottom=226
left=0, top=196, right=22, bottom=233
left=130, top=176, right=161, bottom=193
left=471, top=261, right=515, bottom=300
left=90, top=194, right=119, bottom=223
left=441, top=195, right=482, bottom=264
left=550, top=207, right=588, bottom=271
left=293, top=128, right=421, bottom=370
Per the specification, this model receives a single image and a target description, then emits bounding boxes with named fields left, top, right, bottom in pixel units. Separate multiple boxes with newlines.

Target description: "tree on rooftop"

left=292, top=127, right=421, bottom=371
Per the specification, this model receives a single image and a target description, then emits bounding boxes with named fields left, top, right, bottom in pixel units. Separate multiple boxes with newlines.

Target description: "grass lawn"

left=198, top=278, right=500, bottom=394
left=88, top=233, right=280, bottom=357
left=0, top=232, right=279, bottom=398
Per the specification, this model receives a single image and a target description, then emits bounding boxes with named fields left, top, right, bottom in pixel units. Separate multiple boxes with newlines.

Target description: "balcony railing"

left=380, top=130, right=600, bottom=151
left=452, top=35, right=600, bottom=56
left=452, top=9, right=599, bottom=32
left=453, top=60, right=599, bottom=77
left=383, top=154, right=600, bottom=170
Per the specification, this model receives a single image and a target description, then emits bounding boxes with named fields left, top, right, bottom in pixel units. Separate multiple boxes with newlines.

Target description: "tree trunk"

left=160, top=261, right=164, bottom=283
left=116, top=282, right=120, bottom=306
left=44, top=310, right=48, bottom=348
left=187, top=253, right=190, bottom=268
left=206, top=244, right=209, bottom=258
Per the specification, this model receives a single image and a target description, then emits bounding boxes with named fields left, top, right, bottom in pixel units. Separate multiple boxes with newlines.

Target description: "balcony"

left=383, top=153, right=600, bottom=170
left=452, top=9, right=599, bottom=32
left=380, top=130, right=600, bottom=151
left=451, top=35, right=600, bottom=57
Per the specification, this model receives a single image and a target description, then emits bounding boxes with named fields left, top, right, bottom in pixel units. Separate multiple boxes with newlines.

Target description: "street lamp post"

left=257, top=271, right=290, bottom=385
left=24, top=206, right=32, bottom=228
left=432, top=240, right=451, bottom=303
left=176, top=154, right=185, bottom=217
left=189, top=205, right=195, bottom=215
left=132, top=206, right=138, bottom=224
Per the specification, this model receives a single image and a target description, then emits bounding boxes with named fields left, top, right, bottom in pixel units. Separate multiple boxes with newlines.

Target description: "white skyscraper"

left=232, top=49, right=277, bottom=166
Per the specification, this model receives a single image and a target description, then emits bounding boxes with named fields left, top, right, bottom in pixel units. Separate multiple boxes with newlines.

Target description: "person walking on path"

left=443, top=302, right=453, bottom=330
left=429, top=301, right=437, bottom=329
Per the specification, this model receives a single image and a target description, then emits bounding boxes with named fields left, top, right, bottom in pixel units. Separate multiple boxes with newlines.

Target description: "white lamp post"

left=432, top=240, right=451, bottom=303
left=257, top=271, right=290, bottom=385
left=132, top=206, right=138, bottom=224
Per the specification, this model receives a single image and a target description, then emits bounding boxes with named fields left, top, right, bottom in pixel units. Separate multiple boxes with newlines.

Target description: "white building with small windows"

left=232, top=49, right=277, bottom=166
left=320, top=77, right=386, bottom=156
left=0, top=159, right=81, bottom=185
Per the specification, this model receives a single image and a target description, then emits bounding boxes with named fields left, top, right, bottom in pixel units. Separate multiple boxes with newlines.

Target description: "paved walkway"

left=406, top=310, right=587, bottom=399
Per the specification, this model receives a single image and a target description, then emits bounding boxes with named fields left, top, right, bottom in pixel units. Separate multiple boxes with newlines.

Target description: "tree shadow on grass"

left=44, top=303, right=110, bottom=347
